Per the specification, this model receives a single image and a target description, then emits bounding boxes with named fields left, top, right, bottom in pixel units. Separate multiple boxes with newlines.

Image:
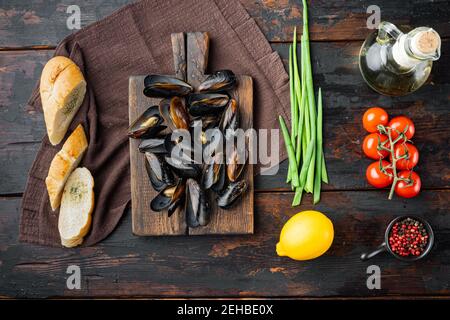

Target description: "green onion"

left=285, top=0, right=329, bottom=205
left=299, top=138, right=315, bottom=188
left=313, top=88, right=323, bottom=204
left=292, top=27, right=302, bottom=135
left=286, top=45, right=294, bottom=184
left=292, top=186, right=303, bottom=206
left=279, top=116, right=299, bottom=188
left=321, top=154, right=329, bottom=184
left=302, top=0, right=316, bottom=194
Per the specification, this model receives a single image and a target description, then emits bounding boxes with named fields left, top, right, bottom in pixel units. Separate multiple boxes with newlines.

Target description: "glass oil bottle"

left=359, top=22, right=441, bottom=96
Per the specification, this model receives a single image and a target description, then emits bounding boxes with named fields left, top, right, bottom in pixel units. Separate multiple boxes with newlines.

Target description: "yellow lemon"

left=276, top=210, right=334, bottom=261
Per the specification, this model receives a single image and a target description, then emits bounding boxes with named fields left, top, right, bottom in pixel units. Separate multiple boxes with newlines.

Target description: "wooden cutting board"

left=129, top=32, right=254, bottom=236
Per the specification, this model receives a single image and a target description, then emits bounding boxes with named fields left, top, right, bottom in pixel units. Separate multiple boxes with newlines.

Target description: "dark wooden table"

left=1, top=0, right=449, bottom=299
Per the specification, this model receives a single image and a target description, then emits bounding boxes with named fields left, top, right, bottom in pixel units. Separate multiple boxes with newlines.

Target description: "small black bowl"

left=361, top=215, right=434, bottom=261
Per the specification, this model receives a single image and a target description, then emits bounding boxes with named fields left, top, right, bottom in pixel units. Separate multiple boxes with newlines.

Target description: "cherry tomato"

left=363, top=107, right=389, bottom=133
left=388, top=116, right=415, bottom=140
left=395, top=171, right=421, bottom=198
left=366, top=160, right=394, bottom=188
left=362, top=133, right=389, bottom=159
left=392, top=143, right=419, bottom=170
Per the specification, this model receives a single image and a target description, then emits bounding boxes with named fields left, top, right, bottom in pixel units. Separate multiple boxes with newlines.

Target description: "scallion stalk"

left=279, top=116, right=299, bottom=188
left=286, top=45, right=294, bottom=184
left=313, top=88, right=323, bottom=204
left=302, top=0, right=316, bottom=194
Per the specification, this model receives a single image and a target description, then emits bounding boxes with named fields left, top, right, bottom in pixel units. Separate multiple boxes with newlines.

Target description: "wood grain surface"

left=0, top=0, right=449, bottom=299
left=1, top=0, right=449, bottom=47
left=0, top=190, right=449, bottom=298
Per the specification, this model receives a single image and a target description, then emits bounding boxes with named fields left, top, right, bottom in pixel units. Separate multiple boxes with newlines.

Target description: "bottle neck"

left=392, top=29, right=441, bottom=69
left=392, top=34, right=420, bottom=69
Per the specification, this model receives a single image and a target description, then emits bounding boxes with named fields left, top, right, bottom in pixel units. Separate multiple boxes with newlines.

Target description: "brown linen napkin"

left=20, top=0, right=290, bottom=247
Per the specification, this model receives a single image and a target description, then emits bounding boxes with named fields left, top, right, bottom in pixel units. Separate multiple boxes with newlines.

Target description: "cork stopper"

left=410, top=28, right=441, bottom=60
left=416, top=31, right=439, bottom=54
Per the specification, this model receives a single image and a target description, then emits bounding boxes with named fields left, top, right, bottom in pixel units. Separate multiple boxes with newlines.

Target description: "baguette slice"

left=46, top=124, right=88, bottom=210
left=40, top=56, right=87, bottom=145
left=59, top=167, right=95, bottom=248
left=61, top=236, right=84, bottom=248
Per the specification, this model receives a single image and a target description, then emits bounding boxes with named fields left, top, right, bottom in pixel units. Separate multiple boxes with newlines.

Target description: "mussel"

left=202, top=152, right=225, bottom=191
left=150, top=179, right=185, bottom=216
left=144, top=152, right=175, bottom=191
left=185, top=178, right=210, bottom=227
left=128, top=105, right=164, bottom=139
left=139, top=137, right=169, bottom=154
left=219, top=98, right=239, bottom=140
left=159, top=97, right=190, bottom=131
left=143, top=75, right=193, bottom=98
left=165, top=154, right=202, bottom=178
left=163, top=131, right=196, bottom=161
left=191, top=119, right=222, bottom=152
left=198, top=70, right=237, bottom=93
left=187, top=93, right=229, bottom=117
left=217, top=180, right=247, bottom=209
left=227, top=146, right=247, bottom=182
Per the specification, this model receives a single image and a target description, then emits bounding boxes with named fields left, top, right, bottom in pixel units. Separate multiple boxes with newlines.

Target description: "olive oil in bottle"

left=359, top=22, right=441, bottom=96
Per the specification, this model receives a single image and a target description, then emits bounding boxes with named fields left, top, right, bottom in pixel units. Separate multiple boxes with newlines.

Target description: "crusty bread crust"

left=46, top=124, right=88, bottom=211
left=40, top=56, right=86, bottom=146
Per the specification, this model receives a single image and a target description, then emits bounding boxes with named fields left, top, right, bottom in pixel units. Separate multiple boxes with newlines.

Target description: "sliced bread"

left=46, top=124, right=88, bottom=210
left=58, top=167, right=95, bottom=248
left=40, top=56, right=87, bottom=145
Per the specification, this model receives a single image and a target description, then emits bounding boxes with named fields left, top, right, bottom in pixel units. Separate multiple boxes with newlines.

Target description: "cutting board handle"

left=170, top=32, right=210, bottom=87
left=171, top=33, right=187, bottom=81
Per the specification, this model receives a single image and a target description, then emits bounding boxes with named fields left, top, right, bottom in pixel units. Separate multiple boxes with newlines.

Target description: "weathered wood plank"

left=186, top=32, right=209, bottom=89
left=1, top=0, right=449, bottom=48
left=171, top=33, right=186, bottom=81
left=1, top=190, right=449, bottom=298
left=1, top=40, right=449, bottom=194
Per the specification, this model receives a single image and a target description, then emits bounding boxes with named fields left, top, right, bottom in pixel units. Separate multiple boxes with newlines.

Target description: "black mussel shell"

left=144, top=75, right=193, bottom=98
left=220, top=98, right=239, bottom=140
left=198, top=70, right=237, bottom=93
left=217, top=180, right=247, bottom=209
left=159, top=97, right=190, bottom=131
left=139, top=125, right=167, bottom=139
left=187, top=93, right=229, bottom=117
left=199, top=116, right=220, bottom=129
left=144, top=152, right=175, bottom=192
left=150, top=180, right=185, bottom=212
left=163, top=133, right=195, bottom=161
left=128, top=105, right=163, bottom=138
left=202, top=152, right=225, bottom=190
left=150, top=190, right=172, bottom=212
left=202, top=128, right=223, bottom=155
left=165, top=155, right=201, bottom=178
left=185, top=178, right=210, bottom=227
left=138, top=137, right=169, bottom=154
left=227, top=146, right=248, bottom=182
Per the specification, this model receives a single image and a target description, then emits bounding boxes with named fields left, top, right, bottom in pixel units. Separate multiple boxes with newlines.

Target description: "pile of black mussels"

left=128, top=70, right=248, bottom=228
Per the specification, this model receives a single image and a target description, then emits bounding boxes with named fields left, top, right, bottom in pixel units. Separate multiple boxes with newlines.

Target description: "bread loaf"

left=46, top=124, right=88, bottom=210
left=58, top=167, right=95, bottom=248
left=40, top=56, right=86, bottom=145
